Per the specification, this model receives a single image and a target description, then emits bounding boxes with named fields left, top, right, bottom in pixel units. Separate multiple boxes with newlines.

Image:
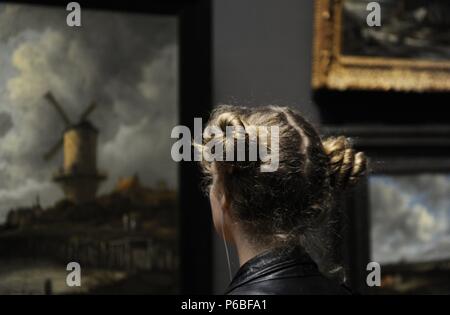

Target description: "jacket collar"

left=226, top=245, right=320, bottom=294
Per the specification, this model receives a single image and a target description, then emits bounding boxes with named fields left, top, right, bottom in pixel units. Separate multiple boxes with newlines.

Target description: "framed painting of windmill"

left=0, top=1, right=212, bottom=294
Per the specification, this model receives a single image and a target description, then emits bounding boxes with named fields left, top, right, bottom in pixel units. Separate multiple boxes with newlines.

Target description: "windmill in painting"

left=43, top=92, right=106, bottom=203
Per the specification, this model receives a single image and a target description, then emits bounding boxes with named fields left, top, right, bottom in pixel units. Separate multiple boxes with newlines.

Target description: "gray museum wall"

left=212, top=0, right=317, bottom=293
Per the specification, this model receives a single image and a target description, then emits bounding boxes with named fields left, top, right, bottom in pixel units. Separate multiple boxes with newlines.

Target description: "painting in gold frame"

left=312, top=0, right=450, bottom=92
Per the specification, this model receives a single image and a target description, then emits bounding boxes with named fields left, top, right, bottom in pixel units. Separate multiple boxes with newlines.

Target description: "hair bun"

left=215, top=111, right=246, bottom=130
left=322, top=136, right=367, bottom=190
left=200, top=107, right=252, bottom=173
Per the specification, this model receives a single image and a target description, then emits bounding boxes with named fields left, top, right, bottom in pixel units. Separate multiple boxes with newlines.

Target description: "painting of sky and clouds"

left=370, top=174, right=450, bottom=264
left=0, top=4, right=178, bottom=222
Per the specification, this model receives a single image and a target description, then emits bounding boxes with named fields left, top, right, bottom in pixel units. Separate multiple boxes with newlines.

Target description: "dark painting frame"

left=2, top=0, right=212, bottom=294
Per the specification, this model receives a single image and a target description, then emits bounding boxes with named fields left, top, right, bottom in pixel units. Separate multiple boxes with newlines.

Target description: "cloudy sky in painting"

left=370, top=174, right=450, bottom=264
left=0, top=4, right=178, bottom=222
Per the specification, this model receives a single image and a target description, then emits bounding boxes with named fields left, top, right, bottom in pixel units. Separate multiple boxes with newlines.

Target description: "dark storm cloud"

left=0, top=3, right=178, bottom=221
left=0, top=112, right=12, bottom=137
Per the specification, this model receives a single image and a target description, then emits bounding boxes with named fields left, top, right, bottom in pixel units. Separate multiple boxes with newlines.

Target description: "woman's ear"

left=219, top=190, right=231, bottom=217
left=219, top=189, right=236, bottom=243
left=209, top=178, right=226, bottom=236
left=209, top=165, right=234, bottom=240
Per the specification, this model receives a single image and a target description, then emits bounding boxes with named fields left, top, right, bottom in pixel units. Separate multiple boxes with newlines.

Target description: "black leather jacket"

left=225, top=246, right=351, bottom=295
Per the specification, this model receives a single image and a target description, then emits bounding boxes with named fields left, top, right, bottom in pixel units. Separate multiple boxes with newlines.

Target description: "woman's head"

left=198, top=105, right=367, bottom=253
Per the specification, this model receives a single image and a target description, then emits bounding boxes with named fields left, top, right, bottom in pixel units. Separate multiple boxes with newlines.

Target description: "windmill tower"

left=43, top=92, right=106, bottom=203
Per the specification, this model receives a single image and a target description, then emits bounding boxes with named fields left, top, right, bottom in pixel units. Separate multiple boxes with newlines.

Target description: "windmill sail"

left=44, top=91, right=72, bottom=126
left=43, top=138, right=63, bottom=161
left=79, top=101, right=97, bottom=121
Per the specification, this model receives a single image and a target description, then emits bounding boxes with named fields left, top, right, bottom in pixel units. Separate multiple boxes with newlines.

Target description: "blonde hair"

left=198, top=105, right=367, bottom=274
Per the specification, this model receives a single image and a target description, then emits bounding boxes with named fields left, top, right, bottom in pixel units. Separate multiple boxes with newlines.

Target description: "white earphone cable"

left=221, top=210, right=233, bottom=282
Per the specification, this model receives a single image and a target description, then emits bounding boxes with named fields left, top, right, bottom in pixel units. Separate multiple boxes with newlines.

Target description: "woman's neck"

left=233, top=234, right=270, bottom=266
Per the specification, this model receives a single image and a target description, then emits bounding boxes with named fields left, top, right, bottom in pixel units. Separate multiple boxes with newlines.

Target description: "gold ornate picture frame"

left=312, top=0, right=450, bottom=92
